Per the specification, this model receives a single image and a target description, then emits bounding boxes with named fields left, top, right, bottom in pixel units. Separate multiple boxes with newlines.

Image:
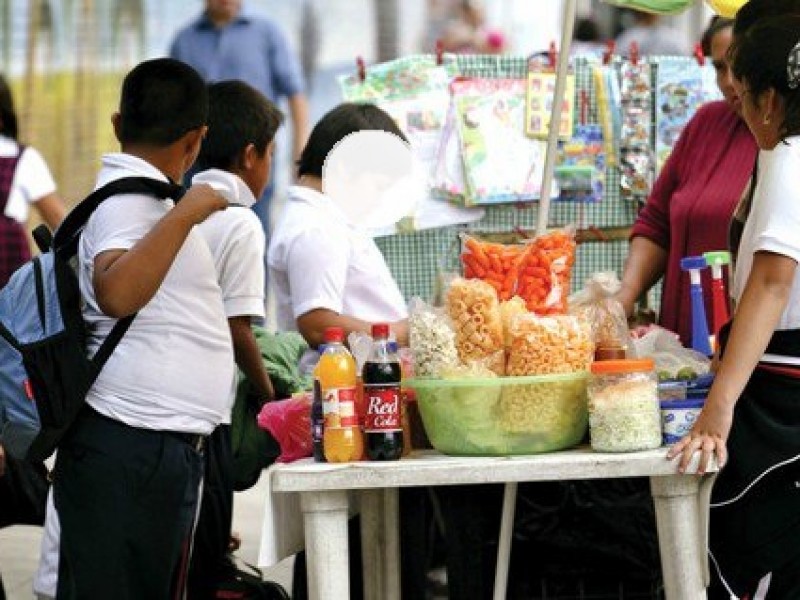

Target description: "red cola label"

left=364, top=384, right=401, bottom=431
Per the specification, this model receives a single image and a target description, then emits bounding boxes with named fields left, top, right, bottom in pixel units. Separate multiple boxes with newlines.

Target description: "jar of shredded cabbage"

left=588, top=359, right=661, bottom=452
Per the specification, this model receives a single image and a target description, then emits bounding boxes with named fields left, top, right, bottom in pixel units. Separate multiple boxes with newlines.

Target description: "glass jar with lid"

left=588, top=358, right=661, bottom=452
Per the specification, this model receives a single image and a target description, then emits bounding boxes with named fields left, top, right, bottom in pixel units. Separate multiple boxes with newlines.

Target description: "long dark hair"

left=731, top=14, right=800, bottom=140
left=0, top=74, right=19, bottom=140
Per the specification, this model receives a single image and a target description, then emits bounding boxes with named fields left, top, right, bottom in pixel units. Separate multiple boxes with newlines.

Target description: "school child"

left=51, top=58, right=233, bottom=600
left=189, top=79, right=283, bottom=599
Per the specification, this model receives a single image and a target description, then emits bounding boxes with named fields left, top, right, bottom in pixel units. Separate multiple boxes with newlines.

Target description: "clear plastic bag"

left=568, top=272, right=632, bottom=357
left=506, top=312, right=593, bottom=376
left=516, top=228, right=577, bottom=315
left=408, top=297, right=460, bottom=377
left=630, top=325, right=711, bottom=380
left=445, top=277, right=506, bottom=375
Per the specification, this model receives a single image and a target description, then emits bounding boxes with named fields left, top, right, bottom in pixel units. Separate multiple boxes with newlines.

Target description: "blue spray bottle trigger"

left=680, top=255, right=713, bottom=356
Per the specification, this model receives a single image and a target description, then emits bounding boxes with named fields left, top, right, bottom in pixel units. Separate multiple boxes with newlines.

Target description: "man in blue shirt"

left=170, top=0, right=310, bottom=244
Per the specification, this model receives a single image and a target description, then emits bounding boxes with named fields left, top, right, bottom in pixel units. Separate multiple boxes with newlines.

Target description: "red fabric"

left=631, top=101, right=757, bottom=346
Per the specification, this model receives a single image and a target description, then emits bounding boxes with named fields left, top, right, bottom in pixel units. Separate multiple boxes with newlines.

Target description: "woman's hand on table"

left=667, top=399, right=733, bottom=475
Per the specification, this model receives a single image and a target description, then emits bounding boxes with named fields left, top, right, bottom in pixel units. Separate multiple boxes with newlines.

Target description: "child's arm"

left=297, top=308, right=408, bottom=349
left=93, top=184, right=225, bottom=318
left=229, top=316, right=275, bottom=401
left=669, top=251, right=796, bottom=473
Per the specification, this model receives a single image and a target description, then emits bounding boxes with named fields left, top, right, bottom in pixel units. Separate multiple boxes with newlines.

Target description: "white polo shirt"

left=195, top=169, right=266, bottom=320
left=733, top=136, right=800, bottom=330
left=268, top=185, right=407, bottom=331
left=78, top=153, right=235, bottom=434
left=0, top=135, right=57, bottom=223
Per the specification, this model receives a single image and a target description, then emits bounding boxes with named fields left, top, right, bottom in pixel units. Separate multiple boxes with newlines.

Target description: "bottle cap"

left=590, top=358, right=655, bottom=374
left=371, top=323, right=390, bottom=339
left=323, top=327, right=344, bottom=343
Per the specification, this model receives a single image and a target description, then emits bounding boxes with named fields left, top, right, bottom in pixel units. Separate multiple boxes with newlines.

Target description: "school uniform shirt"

left=194, top=169, right=266, bottom=321
left=78, top=153, right=235, bottom=434
left=0, top=135, right=56, bottom=223
left=268, top=185, right=408, bottom=332
left=733, top=135, right=800, bottom=330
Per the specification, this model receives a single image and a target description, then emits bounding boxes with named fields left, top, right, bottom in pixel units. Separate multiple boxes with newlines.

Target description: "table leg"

left=650, top=475, right=708, bottom=600
left=360, top=488, right=401, bottom=600
left=493, top=482, right=517, bottom=600
left=300, top=490, right=350, bottom=600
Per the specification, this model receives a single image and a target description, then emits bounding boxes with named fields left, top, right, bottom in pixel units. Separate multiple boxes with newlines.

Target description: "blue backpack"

left=0, top=177, right=183, bottom=462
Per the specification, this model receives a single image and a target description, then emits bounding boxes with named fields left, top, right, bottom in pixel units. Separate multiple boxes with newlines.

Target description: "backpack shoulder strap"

left=52, top=176, right=184, bottom=369
left=53, top=176, right=184, bottom=260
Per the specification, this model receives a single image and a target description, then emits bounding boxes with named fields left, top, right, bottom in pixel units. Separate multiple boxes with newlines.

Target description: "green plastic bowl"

left=407, top=372, right=589, bottom=456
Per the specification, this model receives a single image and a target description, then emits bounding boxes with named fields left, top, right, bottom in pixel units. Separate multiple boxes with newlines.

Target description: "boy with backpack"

left=51, top=58, right=234, bottom=599
left=188, top=79, right=284, bottom=599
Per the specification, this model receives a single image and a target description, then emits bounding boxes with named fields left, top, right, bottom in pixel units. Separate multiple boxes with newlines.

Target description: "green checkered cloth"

left=375, top=54, right=638, bottom=304
left=374, top=54, right=709, bottom=310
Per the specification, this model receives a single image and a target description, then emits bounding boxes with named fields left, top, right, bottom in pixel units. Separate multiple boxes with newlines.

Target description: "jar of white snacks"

left=588, top=359, right=661, bottom=452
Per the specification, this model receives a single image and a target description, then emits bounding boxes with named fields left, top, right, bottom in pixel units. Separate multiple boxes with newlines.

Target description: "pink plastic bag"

left=257, top=394, right=313, bottom=463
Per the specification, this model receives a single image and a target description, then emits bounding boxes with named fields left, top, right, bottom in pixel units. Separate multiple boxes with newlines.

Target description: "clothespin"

left=356, top=56, right=366, bottom=82
left=548, top=41, right=557, bottom=69
left=436, top=39, right=444, bottom=66
left=694, top=43, right=705, bottom=66
left=629, top=41, right=639, bottom=67
left=603, top=40, right=615, bottom=66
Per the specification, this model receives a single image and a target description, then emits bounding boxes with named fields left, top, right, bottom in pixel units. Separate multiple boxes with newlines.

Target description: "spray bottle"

left=680, top=256, right=713, bottom=356
left=703, top=251, right=731, bottom=353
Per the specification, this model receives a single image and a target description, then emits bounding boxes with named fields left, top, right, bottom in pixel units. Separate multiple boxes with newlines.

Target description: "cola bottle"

left=362, top=323, right=403, bottom=461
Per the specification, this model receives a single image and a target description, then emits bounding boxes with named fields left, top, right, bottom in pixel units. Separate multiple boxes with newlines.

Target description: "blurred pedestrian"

left=169, top=0, right=310, bottom=248
left=615, top=10, right=689, bottom=56
left=0, top=73, right=65, bottom=287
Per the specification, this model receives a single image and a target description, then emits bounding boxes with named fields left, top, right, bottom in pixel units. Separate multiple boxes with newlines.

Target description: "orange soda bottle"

left=319, top=327, right=363, bottom=462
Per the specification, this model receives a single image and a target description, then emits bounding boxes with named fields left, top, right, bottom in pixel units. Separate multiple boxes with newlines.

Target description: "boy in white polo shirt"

left=189, top=79, right=283, bottom=599
left=51, top=58, right=233, bottom=600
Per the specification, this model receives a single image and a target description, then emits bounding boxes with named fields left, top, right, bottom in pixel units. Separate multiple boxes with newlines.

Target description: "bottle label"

left=364, top=385, right=401, bottom=431
left=323, top=387, right=358, bottom=429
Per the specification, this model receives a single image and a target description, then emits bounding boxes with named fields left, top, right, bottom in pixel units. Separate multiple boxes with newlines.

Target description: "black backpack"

left=0, top=177, right=183, bottom=462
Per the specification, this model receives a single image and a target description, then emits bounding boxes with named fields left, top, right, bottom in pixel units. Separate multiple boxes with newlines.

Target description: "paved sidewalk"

left=0, top=472, right=294, bottom=599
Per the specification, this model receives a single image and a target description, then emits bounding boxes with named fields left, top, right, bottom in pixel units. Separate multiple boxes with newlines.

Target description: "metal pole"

left=536, top=0, right=578, bottom=236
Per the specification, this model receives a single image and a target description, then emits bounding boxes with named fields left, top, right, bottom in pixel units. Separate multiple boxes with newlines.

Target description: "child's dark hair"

left=733, top=0, right=800, bottom=39
left=732, top=15, right=800, bottom=140
left=0, top=74, right=18, bottom=140
left=118, top=58, right=208, bottom=146
left=701, top=17, right=732, bottom=57
left=297, top=103, right=408, bottom=179
left=195, top=80, right=284, bottom=172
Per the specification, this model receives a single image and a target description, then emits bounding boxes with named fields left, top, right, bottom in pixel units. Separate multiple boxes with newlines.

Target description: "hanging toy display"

left=618, top=43, right=654, bottom=201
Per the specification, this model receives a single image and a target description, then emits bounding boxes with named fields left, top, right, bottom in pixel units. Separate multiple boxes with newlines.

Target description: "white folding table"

left=266, top=447, right=716, bottom=600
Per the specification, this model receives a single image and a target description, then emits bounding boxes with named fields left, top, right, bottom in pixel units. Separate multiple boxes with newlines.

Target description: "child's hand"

left=177, top=183, right=228, bottom=224
left=667, top=397, right=733, bottom=475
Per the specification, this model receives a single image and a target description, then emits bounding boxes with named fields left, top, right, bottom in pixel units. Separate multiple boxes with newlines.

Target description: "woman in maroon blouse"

left=617, top=17, right=758, bottom=346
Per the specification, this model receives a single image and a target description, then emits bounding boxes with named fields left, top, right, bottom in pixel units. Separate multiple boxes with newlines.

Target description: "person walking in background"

left=188, top=79, right=282, bottom=599
left=615, top=9, right=689, bottom=56
left=0, top=73, right=65, bottom=287
left=169, top=0, right=310, bottom=246
left=52, top=58, right=233, bottom=599
left=617, top=16, right=757, bottom=346
left=0, top=71, right=64, bottom=600
left=670, top=15, right=800, bottom=598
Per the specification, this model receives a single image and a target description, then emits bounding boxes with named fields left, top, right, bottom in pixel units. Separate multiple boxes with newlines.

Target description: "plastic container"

left=660, top=397, right=705, bottom=445
left=588, top=359, right=661, bottom=453
left=657, top=380, right=687, bottom=402
left=407, top=372, right=588, bottom=456
left=319, top=327, right=363, bottom=463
